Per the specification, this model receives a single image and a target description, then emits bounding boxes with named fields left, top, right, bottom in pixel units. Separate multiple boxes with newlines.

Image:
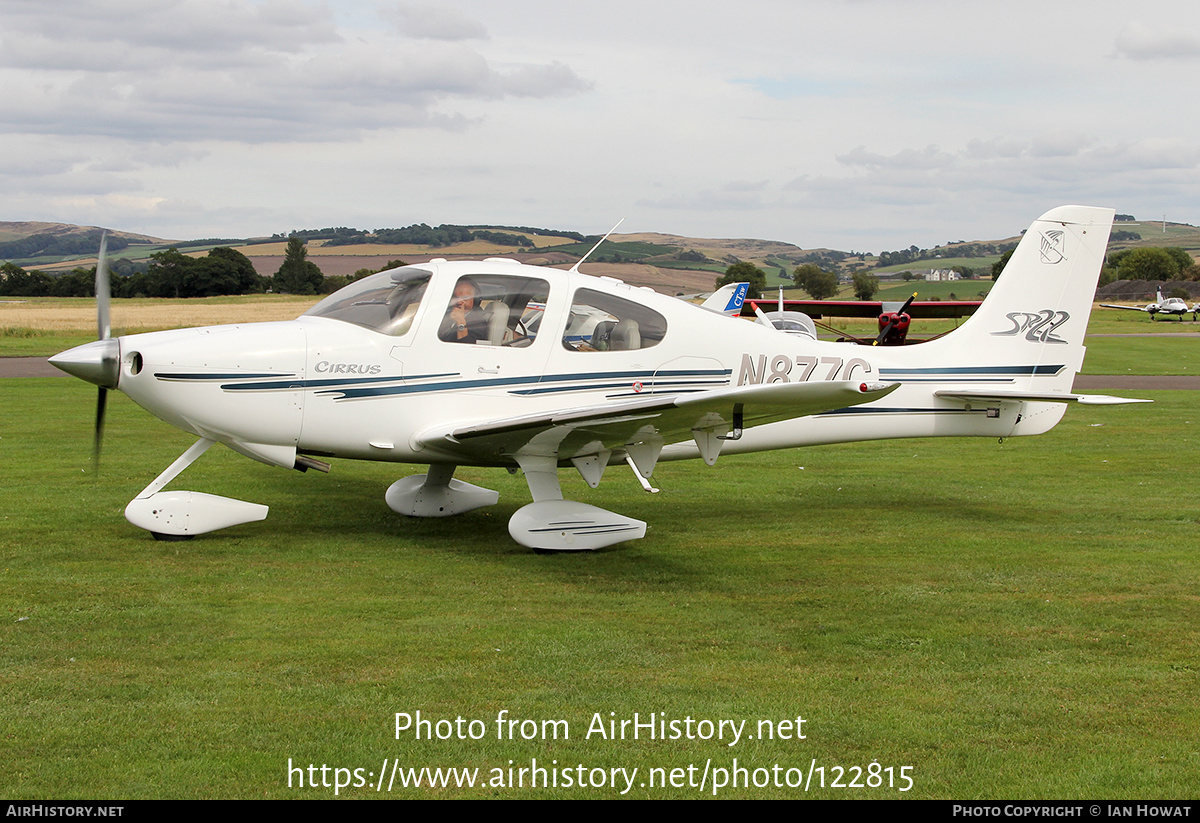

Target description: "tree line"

left=296, top=223, right=586, bottom=249
left=0, top=246, right=265, bottom=298
left=877, top=240, right=1017, bottom=269
left=990, top=245, right=1198, bottom=284
left=714, top=261, right=881, bottom=302
left=0, top=236, right=396, bottom=298
left=1105, top=247, right=1198, bottom=282
left=276, top=223, right=585, bottom=247
left=0, top=229, right=131, bottom=260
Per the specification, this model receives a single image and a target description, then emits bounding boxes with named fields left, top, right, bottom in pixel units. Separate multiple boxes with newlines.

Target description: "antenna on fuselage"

left=569, top=218, right=625, bottom=273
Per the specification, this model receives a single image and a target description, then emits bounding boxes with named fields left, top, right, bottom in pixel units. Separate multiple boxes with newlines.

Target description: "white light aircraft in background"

left=51, top=206, right=1145, bottom=552
left=1101, top=287, right=1199, bottom=321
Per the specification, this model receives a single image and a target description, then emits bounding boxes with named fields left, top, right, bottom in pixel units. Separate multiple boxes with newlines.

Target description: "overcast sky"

left=3, top=0, right=1199, bottom=251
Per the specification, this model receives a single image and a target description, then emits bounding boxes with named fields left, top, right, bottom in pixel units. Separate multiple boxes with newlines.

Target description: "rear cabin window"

left=562, top=288, right=667, bottom=352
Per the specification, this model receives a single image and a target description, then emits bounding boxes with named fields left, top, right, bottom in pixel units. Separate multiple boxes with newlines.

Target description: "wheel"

left=151, top=532, right=194, bottom=542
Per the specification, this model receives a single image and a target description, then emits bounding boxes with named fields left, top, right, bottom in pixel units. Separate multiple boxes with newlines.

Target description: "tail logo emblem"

left=992, top=310, right=1070, bottom=344
left=1039, top=230, right=1066, bottom=264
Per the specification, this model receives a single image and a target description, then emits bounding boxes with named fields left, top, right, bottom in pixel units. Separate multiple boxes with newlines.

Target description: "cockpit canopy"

left=304, top=262, right=671, bottom=350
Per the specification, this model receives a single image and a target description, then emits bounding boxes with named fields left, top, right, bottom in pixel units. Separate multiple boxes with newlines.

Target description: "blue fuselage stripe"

left=878, top=365, right=1064, bottom=377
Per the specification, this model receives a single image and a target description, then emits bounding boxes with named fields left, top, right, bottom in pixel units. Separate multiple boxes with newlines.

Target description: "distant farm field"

left=7, top=296, right=1200, bottom=360
left=0, top=294, right=317, bottom=331
left=874, top=256, right=1003, bottom=275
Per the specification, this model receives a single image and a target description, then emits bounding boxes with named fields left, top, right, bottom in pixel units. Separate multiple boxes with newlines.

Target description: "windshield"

left=304, top=267, right=431, bottom=336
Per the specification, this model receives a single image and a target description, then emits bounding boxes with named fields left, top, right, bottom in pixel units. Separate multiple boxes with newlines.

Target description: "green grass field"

left=874, top=256, right=1003, bottom=275
left=775, top=279, right=995, bottom=303
left=3, top=371, right=1199, bottom=798
left=874, top=279, right=994, bottom=300
left=1082, top=336, right=1200, bottom=375
left=5, top=294, right=1199, bottom=798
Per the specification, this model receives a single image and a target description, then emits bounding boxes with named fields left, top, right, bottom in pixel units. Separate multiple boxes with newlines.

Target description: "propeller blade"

left=96, top=231, right=111, bottom=340
left=93, top=386, right=108, bottom=472
left=49, top=232, right=119, bottom=473
left=94, top=232, right=112, bottom=472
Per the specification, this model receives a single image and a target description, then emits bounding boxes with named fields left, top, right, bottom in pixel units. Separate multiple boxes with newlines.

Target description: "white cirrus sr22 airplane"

left=51, top=206, right=1146, bottom=552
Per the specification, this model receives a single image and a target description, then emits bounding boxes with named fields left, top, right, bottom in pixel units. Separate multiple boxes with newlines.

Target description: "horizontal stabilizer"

left=1072, top=394, right=1153, bottom=405
left=935, top=389, right=1150, bottom=405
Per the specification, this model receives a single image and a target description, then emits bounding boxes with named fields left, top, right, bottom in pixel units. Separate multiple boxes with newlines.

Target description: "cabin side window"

left=561, top=288, right=667, bottom=352
left=438, top=274, right=550, bottom=347
left=303, top=267, right=430, bottom=337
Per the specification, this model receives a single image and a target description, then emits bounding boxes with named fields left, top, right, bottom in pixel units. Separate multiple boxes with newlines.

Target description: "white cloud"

left=1, top=0, right=1199, bottom=250
left=498, top=62, right=592, bottom=98
left=0, top=0, right=341, bottom=71
left=0, top=0, right=589, bottom=144
left=1114, top=23, right=1200, bottom=60
left=380, top=2, right=489, bottom=41
left=836, top=145, right=957, bottom=172
left=1026, top=133, right=1092, bottom=159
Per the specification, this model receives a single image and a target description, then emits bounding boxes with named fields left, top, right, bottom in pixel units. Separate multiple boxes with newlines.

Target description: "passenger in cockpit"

left=439, top=277, right=487, bottom=343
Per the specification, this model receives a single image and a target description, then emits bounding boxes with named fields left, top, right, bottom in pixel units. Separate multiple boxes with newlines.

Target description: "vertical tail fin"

left=702, top=282, right=749, bottom=316
left=902, top=205, right=1114, bottom=393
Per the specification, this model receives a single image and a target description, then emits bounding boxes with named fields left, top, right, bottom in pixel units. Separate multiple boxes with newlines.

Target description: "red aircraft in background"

left=743, top=292, right=982, bottom=346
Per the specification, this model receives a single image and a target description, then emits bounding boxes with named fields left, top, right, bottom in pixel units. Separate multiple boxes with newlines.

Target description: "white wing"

left=1099, top=303, right=1151, bottom=313
left=416, top=380, right=899, bottom=465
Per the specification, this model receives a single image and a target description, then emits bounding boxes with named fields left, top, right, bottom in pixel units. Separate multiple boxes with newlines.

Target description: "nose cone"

left=49, top=338, right=120, bottom=389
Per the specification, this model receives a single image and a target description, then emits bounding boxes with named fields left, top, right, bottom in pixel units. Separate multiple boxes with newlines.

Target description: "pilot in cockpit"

left=439, top=277, right=488, bottom=344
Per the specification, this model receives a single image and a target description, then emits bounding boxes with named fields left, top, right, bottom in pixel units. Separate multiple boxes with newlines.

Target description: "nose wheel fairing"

left=126, top=490, right=269, bottom=540
left=123, top=438, right=270, bottom=539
